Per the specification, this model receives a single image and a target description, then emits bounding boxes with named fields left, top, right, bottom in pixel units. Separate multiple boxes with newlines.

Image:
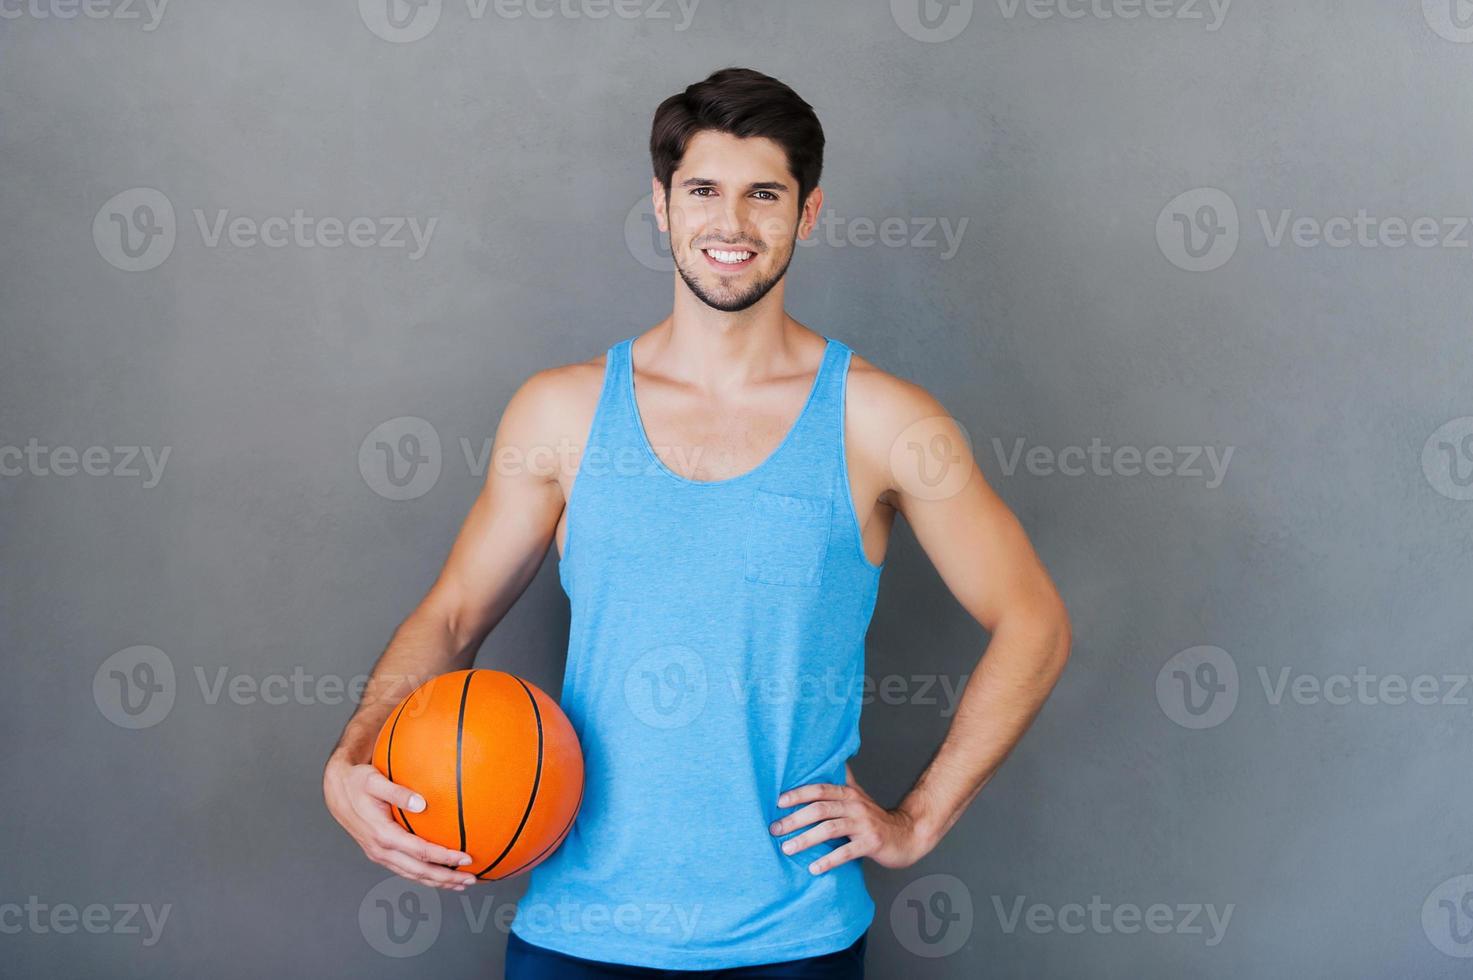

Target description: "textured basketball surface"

left=372, top=668, right=584, bottom=881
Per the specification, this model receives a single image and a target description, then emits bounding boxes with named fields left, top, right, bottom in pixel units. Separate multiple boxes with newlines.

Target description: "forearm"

left=326, top=604, right=478, bottom=767
left=897, top=609, right=1071, bottom=850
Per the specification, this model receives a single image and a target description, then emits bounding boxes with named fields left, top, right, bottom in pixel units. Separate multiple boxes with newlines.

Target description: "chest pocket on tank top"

left=743, top=488, right=833, bottom=588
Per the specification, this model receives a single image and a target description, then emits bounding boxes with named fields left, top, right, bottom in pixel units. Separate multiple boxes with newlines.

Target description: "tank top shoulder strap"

left=810, top=336, right=851, bottom=419
left=577, top=335, right=639, bottom=456
left=750, top=336, right=847, bottom=495
left=781, top=335, right=849, bottom=447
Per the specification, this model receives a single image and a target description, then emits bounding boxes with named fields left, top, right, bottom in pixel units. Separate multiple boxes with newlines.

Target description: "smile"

left=702, top=247, right=756, bottom=270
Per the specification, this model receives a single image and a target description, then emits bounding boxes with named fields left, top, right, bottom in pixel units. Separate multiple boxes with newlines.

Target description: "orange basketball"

left=372, top=668, right=584, bottom=881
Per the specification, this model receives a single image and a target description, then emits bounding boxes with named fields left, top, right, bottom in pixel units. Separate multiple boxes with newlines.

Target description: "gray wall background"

left=3, top=1, right=1471, bottom=976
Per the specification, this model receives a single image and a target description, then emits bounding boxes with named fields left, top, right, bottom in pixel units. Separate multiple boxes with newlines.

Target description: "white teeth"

left=705, top=248, right=753, bottom=264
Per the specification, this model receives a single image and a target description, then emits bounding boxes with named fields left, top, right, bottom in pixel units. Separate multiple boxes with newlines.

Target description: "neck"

left=645, top=299, right=817, bottom=393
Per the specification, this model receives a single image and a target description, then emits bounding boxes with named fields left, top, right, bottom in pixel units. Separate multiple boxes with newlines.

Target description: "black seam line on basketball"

left=474, top=676, right=544, bottom=879
left=454, top=671, right=475, bottom=855
left=385, top=698, right=416, bottom=836
left=490, top=778, right=584, bottom=880
left=487, top=780, right=582, bottom=881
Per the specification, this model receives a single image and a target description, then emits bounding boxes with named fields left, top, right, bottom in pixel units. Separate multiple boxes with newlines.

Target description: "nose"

left=701, top=193, right=756, bottom=250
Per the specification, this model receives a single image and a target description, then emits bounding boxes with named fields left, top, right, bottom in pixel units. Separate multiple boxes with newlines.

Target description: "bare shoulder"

left=844, top=351, right=974, bottom=496
left=495, top=347, right=609, bottom=469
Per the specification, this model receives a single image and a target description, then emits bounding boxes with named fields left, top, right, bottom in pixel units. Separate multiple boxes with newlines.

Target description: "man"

left=324, top=67, right=1071, bottom=978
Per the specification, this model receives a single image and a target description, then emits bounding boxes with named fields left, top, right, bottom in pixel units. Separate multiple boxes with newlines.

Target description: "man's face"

left=656, top=130, right=817, bottom=313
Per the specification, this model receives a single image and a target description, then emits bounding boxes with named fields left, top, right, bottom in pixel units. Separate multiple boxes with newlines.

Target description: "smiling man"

left=323, top=67, right=1071, bottom=978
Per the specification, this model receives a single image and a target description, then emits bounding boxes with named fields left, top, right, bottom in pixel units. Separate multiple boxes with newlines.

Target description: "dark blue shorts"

left=504, top=929, right=867, bottom=979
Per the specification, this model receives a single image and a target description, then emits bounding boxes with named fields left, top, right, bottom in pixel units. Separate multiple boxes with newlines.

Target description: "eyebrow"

left=678, top=177, right=790, bottom=193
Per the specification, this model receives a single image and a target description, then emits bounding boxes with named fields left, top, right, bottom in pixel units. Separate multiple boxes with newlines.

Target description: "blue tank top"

left=508, top=333, right=885, bottom=969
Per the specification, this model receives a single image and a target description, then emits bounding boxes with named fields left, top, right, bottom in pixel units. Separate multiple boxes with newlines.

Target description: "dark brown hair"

left=649, top=67, right=825, bottom=215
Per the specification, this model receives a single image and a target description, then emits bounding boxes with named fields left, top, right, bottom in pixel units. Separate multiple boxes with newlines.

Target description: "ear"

left=797, top=185, right=823, bottom=242
left=651, top=175, right=669, bottom=233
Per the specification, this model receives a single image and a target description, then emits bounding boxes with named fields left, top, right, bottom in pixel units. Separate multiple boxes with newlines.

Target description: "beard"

left=673, top=239, right=796, bottom=313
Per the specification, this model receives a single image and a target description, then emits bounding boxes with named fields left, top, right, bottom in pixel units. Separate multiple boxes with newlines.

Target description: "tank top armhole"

left=560, top=339, right=625, bottom=574
left=836, top=344, right=885, bottom=574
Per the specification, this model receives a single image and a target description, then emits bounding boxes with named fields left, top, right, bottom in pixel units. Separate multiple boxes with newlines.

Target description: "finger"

left=368, top=845, right=448, bottom=887
left=373, top=819, right=475, bottom=869
left=363, top=770, right=427, bottom=815
left=380, top=853, right=464, bottom=891
left=379, top=848, right=479, bottom=889
left=382, top=857, right=461, bottom=891
left=770, top=799, right=844, bottom=836
left=807, top=840, right=865, bottom=876
left=779, top=817, right=852, bottom=857
left=777, top=783, right=846, bottom=808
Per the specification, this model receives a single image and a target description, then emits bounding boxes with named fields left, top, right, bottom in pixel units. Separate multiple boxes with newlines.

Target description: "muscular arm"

left=868, top=378, right=1072, bottom=853
left=773, top=361, right=1072, bottom=872
left=326, top=371, right=570, bottom=768
left=323, top=361, right=596, bottom=888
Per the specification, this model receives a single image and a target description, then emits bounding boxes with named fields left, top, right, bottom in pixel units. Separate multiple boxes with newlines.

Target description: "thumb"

left=366, top=770, right=427, bottom=813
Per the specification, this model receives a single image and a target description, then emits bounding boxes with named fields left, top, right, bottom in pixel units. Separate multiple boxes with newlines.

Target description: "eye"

left=691, top=187, right=716, bottom=197
left=753, top=191, right=778, bottom=201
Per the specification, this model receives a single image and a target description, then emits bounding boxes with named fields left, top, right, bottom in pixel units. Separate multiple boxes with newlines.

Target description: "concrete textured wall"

left=3, top=1, right=1471, bottom=976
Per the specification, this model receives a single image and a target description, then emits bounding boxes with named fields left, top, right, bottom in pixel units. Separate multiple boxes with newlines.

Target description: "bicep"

left=422, top=378, right=569, bottom=648
left=898, top=452, right=1061, bottom=634
left=861, top=386, right=1064, bottom=636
